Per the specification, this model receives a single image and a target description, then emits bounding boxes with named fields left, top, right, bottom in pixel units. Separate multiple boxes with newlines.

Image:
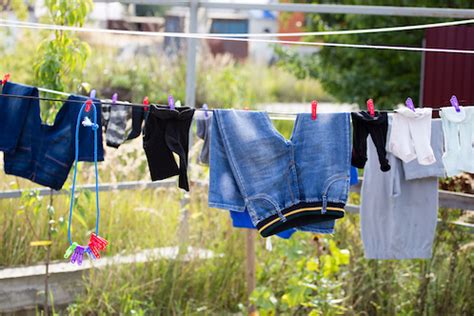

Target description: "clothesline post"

left=185, top=0, right=198, bottom=109
left=245, top=229, right=256, bottom=314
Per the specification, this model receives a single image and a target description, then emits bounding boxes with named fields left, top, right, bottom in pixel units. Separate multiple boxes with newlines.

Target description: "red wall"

left=423, top=26, right=474, bottom=116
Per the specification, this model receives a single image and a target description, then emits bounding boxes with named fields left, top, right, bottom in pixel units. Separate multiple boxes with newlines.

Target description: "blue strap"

left=67, top=102, right=100, bottom=245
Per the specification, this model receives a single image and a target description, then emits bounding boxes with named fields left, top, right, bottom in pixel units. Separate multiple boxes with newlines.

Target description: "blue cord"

left=67, top=102, right=100, bottom=245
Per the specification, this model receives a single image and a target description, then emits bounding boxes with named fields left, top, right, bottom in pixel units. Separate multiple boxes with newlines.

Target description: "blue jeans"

left=209, top=110, right=351, bottom=237
left=0, top=82, right=104, bottom=190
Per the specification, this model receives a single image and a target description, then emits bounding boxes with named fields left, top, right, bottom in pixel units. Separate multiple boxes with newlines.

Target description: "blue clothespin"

left=168, top=95, right=175, bottom=110
left=203, top=104, right=209, bottom=118
left=450, top=95, right=461, bottom=113
left=405, top=97, right=415, bottom=112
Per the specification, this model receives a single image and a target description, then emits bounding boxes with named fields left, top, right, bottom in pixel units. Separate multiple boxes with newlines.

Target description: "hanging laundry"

left=102, top=100, right=132, bottom=148
left=208, top=110, right=350, bottom=238
left=0, top=82, right=104, bottom=190
left=360, top=118, right=445, bottom=259
left=440, top=106, right=474, bottom=177
left=126, top=106, right=146, bottom=140
left=195, top=110, right=212, bottom=164
left=351, top=111, right=390, bottom=172
left=229, top=210, right=296, bottom=239
left=143, top=105, right=195, bottom=191
left=388, top=108, right=435, bottom=165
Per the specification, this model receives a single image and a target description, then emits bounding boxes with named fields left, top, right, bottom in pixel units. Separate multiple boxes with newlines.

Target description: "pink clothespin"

left=405, top=97, right=415, bottom=112
left=367, top=99, right=375, bottom=117
left=143, top=96, right=149, bottom=112
left=85, top=89, right=96, bottom=112
left=311, top=100, right=317, bottom=120
left=1, top=73, right=10, bottom=85
left=450, top=95, right=461, bottom=113
left=168, top=95, right=175, bottom=110
left=203, top=104, right=209, bottom=118
left=112, top=93, right=118, bottom=105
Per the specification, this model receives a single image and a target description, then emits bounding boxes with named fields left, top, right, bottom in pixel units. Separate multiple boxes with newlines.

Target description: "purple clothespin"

left=168, top=95, right=175, bottom=110
left=70, top=245, right=85, bottom=265
left=203, top=104, right=209, bottom=118
left=112, top=93, right=118, bottom=105
left=405, top=97, right=415, bottom=112
left=450, top=95, right=461, bottom=113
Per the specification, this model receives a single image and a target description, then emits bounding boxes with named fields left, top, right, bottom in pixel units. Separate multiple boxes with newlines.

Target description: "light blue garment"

left=440, top=106, right=474, bottom=177
left=209, top=110, right=351, bottom=237
left=361, top=119, right=444, bottom=259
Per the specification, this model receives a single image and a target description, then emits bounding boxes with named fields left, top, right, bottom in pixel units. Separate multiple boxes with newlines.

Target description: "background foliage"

left=277, top=0, right=474, bottom=109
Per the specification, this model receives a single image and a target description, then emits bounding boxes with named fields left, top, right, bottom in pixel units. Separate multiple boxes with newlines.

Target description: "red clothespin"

left=143, top=96, right=149, bottom=111
left=85, top=99, right=92, bottom=112
left=450, top=95, right=461, bottom=113
left=85, top=89, right=96, bottom=112
left=311, top=100, right=317, bottom=120
left=367, top=98, right=375, bottom=117
left=405, top=97, right=415, bottom=112
left=1, top=73, right=10, bottom=85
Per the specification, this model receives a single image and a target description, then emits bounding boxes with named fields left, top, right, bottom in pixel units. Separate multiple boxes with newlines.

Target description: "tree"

left=277, top=0, right=474, bottom=109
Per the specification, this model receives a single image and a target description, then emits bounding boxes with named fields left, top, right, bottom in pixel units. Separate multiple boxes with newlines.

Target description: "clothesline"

left=0, top=93, right=445, bottom=113
left=1, top=19, right=474, bottom=54
left=2, top=18, right=474, bottom=38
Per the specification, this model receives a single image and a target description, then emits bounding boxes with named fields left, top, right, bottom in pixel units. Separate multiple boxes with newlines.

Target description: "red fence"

left=423, top=26, right=474, bottom=116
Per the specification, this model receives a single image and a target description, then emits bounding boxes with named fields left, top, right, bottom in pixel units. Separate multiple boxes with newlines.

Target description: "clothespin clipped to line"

left=143, top=96, right=149, bottom=111
left=367, top=98, right=375, bottom=117
left=1, top=73, right=10, bottom=85
left=203, top=104, right=209, bottom=118
left=311, top=100, right=318, bottom=121
left=450, top=95, right=461, bottom=113
left=405, top=97, right=415, bottom=112
left=85, top=89, right=96, bottom=113
left=112, top=93, right=118, bottom=105
left=168, top=95, right=175, bottom=110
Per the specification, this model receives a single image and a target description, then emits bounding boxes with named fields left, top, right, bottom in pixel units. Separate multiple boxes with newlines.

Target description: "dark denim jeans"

left=0, top=82, right=104, bottom=190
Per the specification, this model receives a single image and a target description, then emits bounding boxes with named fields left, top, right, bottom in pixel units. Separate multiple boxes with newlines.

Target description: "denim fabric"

left=209, top=110, right=351, bottom=237
left=0, top=82, right=104, bottom=190
left=229, top=210, right=296, bottom=239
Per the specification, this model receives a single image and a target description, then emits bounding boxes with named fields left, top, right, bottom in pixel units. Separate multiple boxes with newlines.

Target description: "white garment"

left=440, top=106, right=474, bottom=177
left=388, top=107, right=435, bottom=165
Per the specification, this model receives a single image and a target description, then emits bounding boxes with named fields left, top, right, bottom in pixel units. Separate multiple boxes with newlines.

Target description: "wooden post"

left=245, top=229, right=256, bottom=314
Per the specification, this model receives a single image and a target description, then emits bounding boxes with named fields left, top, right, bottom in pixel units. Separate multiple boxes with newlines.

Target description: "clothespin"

left=311, top=100, right=317, bottom=120
left=1, top=73, right=10, bottom=85
left=203, top=104, right=209, bottom=118
left=143, top=96, right=149, bottom=112
left=405, top=97, right=415, bottom=112
left=85, top=89, right=96, bottom=112
left=88, top=233, right=108, bottom=259
left=175, top=100, right=182, bottom=107
left=64, top=242, right=78, bottom=259
left=450, top=95, right=461, bottom=113
left=70, top=245, right=85, bottom=265
left=112, top=93, right=118, bottom=105
left=367, top=99, right=375, bottom=117
left=168, top=95, right=175, bottom=110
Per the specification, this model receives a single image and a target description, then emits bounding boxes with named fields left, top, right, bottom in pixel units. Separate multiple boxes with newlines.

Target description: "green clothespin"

left=64, top=242, right=78, bottom=259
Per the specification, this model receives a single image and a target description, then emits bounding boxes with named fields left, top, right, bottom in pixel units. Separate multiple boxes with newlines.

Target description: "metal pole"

left=245, top=230, right=256, bottom=314
left=185, top=0, right=198, bottom=108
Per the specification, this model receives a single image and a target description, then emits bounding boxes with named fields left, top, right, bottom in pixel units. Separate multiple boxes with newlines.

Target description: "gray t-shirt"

left=360, top=119, right=444, bottom=259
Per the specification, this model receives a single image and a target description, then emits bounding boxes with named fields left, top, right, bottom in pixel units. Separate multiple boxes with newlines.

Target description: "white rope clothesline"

left=1, top=19, right=474, bottom=54
left=1, top=17, right=474, bottom=38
